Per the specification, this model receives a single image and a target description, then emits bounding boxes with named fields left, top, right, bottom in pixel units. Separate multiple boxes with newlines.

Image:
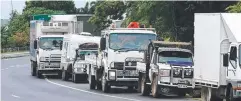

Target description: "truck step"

left=146, top=83, right=151, bottom=85
left=42, top=73, right=59, bottom=76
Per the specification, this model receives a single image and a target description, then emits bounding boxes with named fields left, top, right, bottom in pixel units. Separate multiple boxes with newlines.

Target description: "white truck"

left=194, top=13, right=241, bottom=101
left=137, top=40, right=199, bottom=98
left=30, top=15, right=79, bottom=78
left=87, top=23, right=157, bottom=93
left=60, top=33, right=100, bottom=83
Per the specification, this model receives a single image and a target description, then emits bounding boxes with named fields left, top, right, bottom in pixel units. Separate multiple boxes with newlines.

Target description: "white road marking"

left=11, top=94, right=20, bottom=98
left=45, top=78, right=141, bottom=101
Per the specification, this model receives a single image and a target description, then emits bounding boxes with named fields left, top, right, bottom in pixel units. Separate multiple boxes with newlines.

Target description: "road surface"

left=1, top=56, right=198, bottom=101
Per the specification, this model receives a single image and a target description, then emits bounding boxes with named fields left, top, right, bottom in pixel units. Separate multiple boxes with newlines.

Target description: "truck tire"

left=102, top=75, right=110, bottom=93
left=89, top=72, right=96, bottom=89
left=31, top=61, right=36, bottom=76
left=190, top=89, right=201, bottom=98
left=72, top=74, right=80, bottom=83
left=141, top=75, right=150, bottom=96
left=36, top=67, right=42, bottom=78
left=137, top=73, right=142, bottom=93
left=151, top=75, right=160, bottom=98
left=96, top=81, right=102, bottom=90
left=62, top=68, right=69, bottom=81
left=201, top=87, right=222, bottom=101
left=226, top=86, right=234, bottom=101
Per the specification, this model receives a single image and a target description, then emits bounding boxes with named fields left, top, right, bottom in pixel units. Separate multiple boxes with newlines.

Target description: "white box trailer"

left=194, top=13, right=241, bottom=101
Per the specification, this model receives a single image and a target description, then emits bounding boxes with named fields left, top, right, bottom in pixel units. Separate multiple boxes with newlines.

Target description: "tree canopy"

left=2, top=1, right=241, bottom=49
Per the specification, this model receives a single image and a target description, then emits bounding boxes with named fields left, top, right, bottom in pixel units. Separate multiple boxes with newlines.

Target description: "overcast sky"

left=1, top=0, right=93, bottom=19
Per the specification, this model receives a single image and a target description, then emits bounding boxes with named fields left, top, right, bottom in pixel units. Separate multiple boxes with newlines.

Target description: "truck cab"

left=30, top=18, right=75, bottom=78
left=89, top=22, right=157, bottom=93
left=60, top=33, right=100, bottom=83
left=138, top=41, right=198, bottom=97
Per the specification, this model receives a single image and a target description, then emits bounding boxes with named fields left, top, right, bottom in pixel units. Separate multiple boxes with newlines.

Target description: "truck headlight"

left=159, top=69, right=170, bottom=77
left=173, top=68, right=182, bottom=77
left=185, top=69, right=193, bottom=76
left=39, top=63, right=44, bottom=69
left=108, top=70, right=116, bottom=80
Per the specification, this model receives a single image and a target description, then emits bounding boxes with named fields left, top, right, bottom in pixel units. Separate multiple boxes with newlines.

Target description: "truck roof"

left=39, top=35, right=65, bottom=38
left=195, top=13, right=241, bottom=43
left=102, top=28, right=156, bottom=35
left=64, top=34, right=100, bottom=45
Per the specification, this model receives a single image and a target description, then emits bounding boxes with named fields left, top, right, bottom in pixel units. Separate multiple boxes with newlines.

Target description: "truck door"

left=227, top=46, right=238, bottom=79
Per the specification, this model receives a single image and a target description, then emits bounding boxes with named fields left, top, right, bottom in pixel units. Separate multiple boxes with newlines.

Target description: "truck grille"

left=112, top=62, right=124, bottom=70
left=125, top=61, right=137, bottom=66
left=172, top=67, right=193, bottom=78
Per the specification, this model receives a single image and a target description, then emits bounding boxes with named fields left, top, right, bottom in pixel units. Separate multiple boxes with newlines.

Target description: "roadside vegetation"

left=1, top=1, right=241, bottom=51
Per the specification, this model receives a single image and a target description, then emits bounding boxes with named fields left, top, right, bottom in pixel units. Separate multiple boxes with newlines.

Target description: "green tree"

left=124, top=1, right=237, bottom=42
left=23, top=0, right=79, bottom=14
left=79, top=1, right=97, bottom=14
left=226, top=1, right=241, bottom=12
left=7, top=7, right=66, bottom=47
left=88, top=1, right=126, bottom=31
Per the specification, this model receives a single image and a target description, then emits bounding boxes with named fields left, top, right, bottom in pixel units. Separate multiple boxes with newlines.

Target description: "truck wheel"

left=201, top=87, right=222, bottom=101
left=36, top=68, right=42, bottom=78
left=226, top=86, right=234, bottom=101
left=72, top=74, right=80, bottom=83
left=31, top=61, right=36, bottom=76
left=96, top=81, right=102, bottom=90
left=137, top=74, right=142, bottom=93
left=102, top=75, right=110, bottom=93
left=62, top=69, right=69, bottom=81
left=89, top=73, right=96, bottom=89
left=151, top=75, right=160, bottom=98
left=141, top=75, right=150, bottom=96
left=190, top=89, right=201, bottom=98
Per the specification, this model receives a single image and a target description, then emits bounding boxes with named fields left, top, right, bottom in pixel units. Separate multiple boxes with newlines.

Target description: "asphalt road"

left=1, top=56, right=198, bottom=101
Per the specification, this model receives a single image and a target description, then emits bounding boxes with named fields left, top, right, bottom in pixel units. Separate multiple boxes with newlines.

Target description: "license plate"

left=178, top=84, right=187, bottom=88
left=178, top=80, right=187, bottom=84
left=46, top=63, right=59, bottom=66
left=118, top=70, right=137, bottom=76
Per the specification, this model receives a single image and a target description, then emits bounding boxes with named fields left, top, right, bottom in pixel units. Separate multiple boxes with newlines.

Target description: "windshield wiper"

left=42, top=47, right=54, bottom=50
left=114, top=48, right=130, bottom=52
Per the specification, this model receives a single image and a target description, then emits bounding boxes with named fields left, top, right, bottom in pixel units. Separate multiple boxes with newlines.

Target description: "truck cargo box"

left=194, top=13, right=241, bottom=87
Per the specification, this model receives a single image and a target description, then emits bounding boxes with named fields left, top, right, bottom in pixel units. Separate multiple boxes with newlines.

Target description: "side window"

left=230, top=46, right=237, bottom=61
left=229, top=46, right=237, bottom=68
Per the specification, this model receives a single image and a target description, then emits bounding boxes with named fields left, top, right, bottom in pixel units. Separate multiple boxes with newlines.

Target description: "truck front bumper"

left=38, top=62, right=61, bottom=70
left=107, top=69, right=139, bottom=86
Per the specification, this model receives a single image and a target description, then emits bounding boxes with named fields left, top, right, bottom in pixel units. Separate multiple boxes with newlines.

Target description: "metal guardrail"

left=1, top=46, right=29, bottom=53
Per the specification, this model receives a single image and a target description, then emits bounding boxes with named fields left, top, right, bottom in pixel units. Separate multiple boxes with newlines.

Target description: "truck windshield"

left=109, top=33, right=156, bottom=51
left=77, top=50, right=98, bottom=60
left=39, top=37, right=63, bottom=50
left=158, top=51, right=193, bottom=63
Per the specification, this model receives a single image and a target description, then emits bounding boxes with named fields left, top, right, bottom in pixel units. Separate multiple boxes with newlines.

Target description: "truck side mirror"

left=34, top=40, right=37, bottom=49
left=223, top=54, right=229, bottom=67
left=100, top=38, right=106, bottom=51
